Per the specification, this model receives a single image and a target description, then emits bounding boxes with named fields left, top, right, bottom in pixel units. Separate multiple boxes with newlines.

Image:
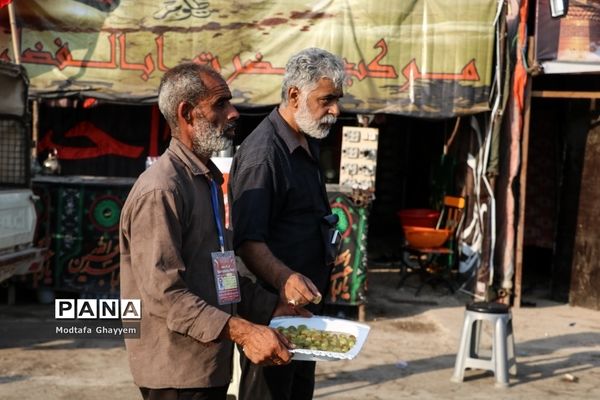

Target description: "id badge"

left=211, top=250, right=241, bottom=305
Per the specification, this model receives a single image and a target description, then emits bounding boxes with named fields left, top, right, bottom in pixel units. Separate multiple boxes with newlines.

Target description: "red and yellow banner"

left=0, top=0, right=498, bottom=117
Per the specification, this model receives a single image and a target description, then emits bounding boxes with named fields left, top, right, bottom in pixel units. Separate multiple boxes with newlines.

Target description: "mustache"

left=320, top=115, right=337, bottom=125
left=221, top=121, right=237, bottom=138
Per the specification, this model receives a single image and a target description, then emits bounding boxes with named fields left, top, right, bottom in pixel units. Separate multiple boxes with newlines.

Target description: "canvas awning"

left=0, top=0, right=499, bottom=117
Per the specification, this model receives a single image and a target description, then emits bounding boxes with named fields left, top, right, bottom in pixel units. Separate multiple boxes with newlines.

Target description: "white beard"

left=295, top=95, right=337, bottom=139
left=191, top=118, right=233, bottom=159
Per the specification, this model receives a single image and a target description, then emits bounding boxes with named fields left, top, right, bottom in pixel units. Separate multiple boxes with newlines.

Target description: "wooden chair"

left=397, top=196, right=466, bottom=296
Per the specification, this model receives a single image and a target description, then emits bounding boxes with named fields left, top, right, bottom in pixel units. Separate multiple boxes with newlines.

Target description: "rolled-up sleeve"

left=127, top=189, right=230, bottom=343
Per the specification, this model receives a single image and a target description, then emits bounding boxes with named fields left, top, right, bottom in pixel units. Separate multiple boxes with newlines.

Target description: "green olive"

left=278, top=326, right=357, bottom=353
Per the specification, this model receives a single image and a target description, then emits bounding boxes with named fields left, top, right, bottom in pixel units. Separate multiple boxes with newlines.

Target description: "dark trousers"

left=139, top=386, right=228, bottom=400
left=238, top=350, right=316, bottom=400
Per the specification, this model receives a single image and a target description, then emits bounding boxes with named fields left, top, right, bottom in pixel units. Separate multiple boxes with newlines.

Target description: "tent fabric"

left=0, top=0, right=499, bottom=117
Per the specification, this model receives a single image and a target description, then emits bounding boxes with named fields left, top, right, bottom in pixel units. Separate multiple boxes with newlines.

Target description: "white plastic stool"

left=450, top=302, right=517, bottom=388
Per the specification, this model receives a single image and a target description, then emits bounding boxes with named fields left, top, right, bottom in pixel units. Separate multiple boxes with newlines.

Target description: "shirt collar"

left=268, top=108, right=305, bottom=154
left=167, top=137, right=224, bottom=184
left=268, top=108, right=320, bottom=160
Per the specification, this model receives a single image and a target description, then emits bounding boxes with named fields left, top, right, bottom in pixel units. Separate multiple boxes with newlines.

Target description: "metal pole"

left=8, top=2, right=20, bottom=64
left=32, top=100, right=39, bottom=159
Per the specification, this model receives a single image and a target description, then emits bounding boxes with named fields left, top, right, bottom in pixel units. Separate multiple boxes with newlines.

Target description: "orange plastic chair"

left=397, top=195, right=466, bottom=295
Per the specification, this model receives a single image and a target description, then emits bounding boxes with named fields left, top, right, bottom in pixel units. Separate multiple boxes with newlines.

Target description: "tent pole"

left=8, top=2, right=20, bottom=64
left=514, top=36, right=535, bottom=309
left=32, top=100, right=39, bottom=160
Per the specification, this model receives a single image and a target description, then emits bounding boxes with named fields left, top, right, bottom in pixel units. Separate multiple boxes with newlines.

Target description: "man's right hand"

left=279, top=271, right=322, bottom=308
left=236, top=241, right=322, bottom=307
left=222, top=317, right=292, bottom=366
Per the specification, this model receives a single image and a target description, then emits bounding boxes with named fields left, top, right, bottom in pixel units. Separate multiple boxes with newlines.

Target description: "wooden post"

left=513, top=37, right=535, bottom=309
left=357, top=303, right=366, bottom=322
left=568, top=100, right=600, bottom=310
left=532, top=91, right=600, bottom=99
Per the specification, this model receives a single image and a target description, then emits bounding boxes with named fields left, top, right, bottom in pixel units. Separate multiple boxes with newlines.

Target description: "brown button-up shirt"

left=120, top=138, right=277, bottom=389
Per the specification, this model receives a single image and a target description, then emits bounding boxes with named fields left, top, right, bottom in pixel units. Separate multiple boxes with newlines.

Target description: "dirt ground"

left=1, top=268, right=599, bottom=400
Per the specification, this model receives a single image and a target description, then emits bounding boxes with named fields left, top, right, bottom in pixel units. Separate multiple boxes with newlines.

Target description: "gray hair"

left=281, top=48, right=345, bottom=104
left=158, top=62, right=223, bottom=136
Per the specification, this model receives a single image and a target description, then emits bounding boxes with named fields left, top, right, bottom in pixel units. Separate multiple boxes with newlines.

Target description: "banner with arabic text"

left=0, top=0, right=498, bottom=117
left=24, top=178, right=134, bottom=296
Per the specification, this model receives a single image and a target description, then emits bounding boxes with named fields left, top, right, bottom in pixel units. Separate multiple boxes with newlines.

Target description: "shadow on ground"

left=316, top=332, right=600, bottom=397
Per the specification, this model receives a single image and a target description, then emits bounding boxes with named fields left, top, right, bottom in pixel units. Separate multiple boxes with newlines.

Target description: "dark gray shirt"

left=120, top=138, right=277, bottom=388
left=230, top=108, right=331, bottom=312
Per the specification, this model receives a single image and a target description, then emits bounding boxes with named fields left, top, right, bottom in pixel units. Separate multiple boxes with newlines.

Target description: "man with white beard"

left=229, top=48, right=345, bottom=400
left=120, top=63, right=303, bottom=400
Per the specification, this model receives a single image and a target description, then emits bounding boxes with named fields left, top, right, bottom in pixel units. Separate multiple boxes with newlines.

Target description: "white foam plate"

left=269, top=316, right=371, bottom=361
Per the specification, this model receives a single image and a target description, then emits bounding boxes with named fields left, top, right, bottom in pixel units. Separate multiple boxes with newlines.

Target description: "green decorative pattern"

left=92, top=197, right=121, bottom=230
left=326, top=193, right=369, bottom=306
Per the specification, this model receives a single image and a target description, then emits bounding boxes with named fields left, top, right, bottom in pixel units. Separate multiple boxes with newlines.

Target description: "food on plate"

left=276, top=325, right=357, bottom=353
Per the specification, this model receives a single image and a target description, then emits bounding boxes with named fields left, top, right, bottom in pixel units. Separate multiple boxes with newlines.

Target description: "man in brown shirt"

left=120, top=63, right=298, bottom=400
